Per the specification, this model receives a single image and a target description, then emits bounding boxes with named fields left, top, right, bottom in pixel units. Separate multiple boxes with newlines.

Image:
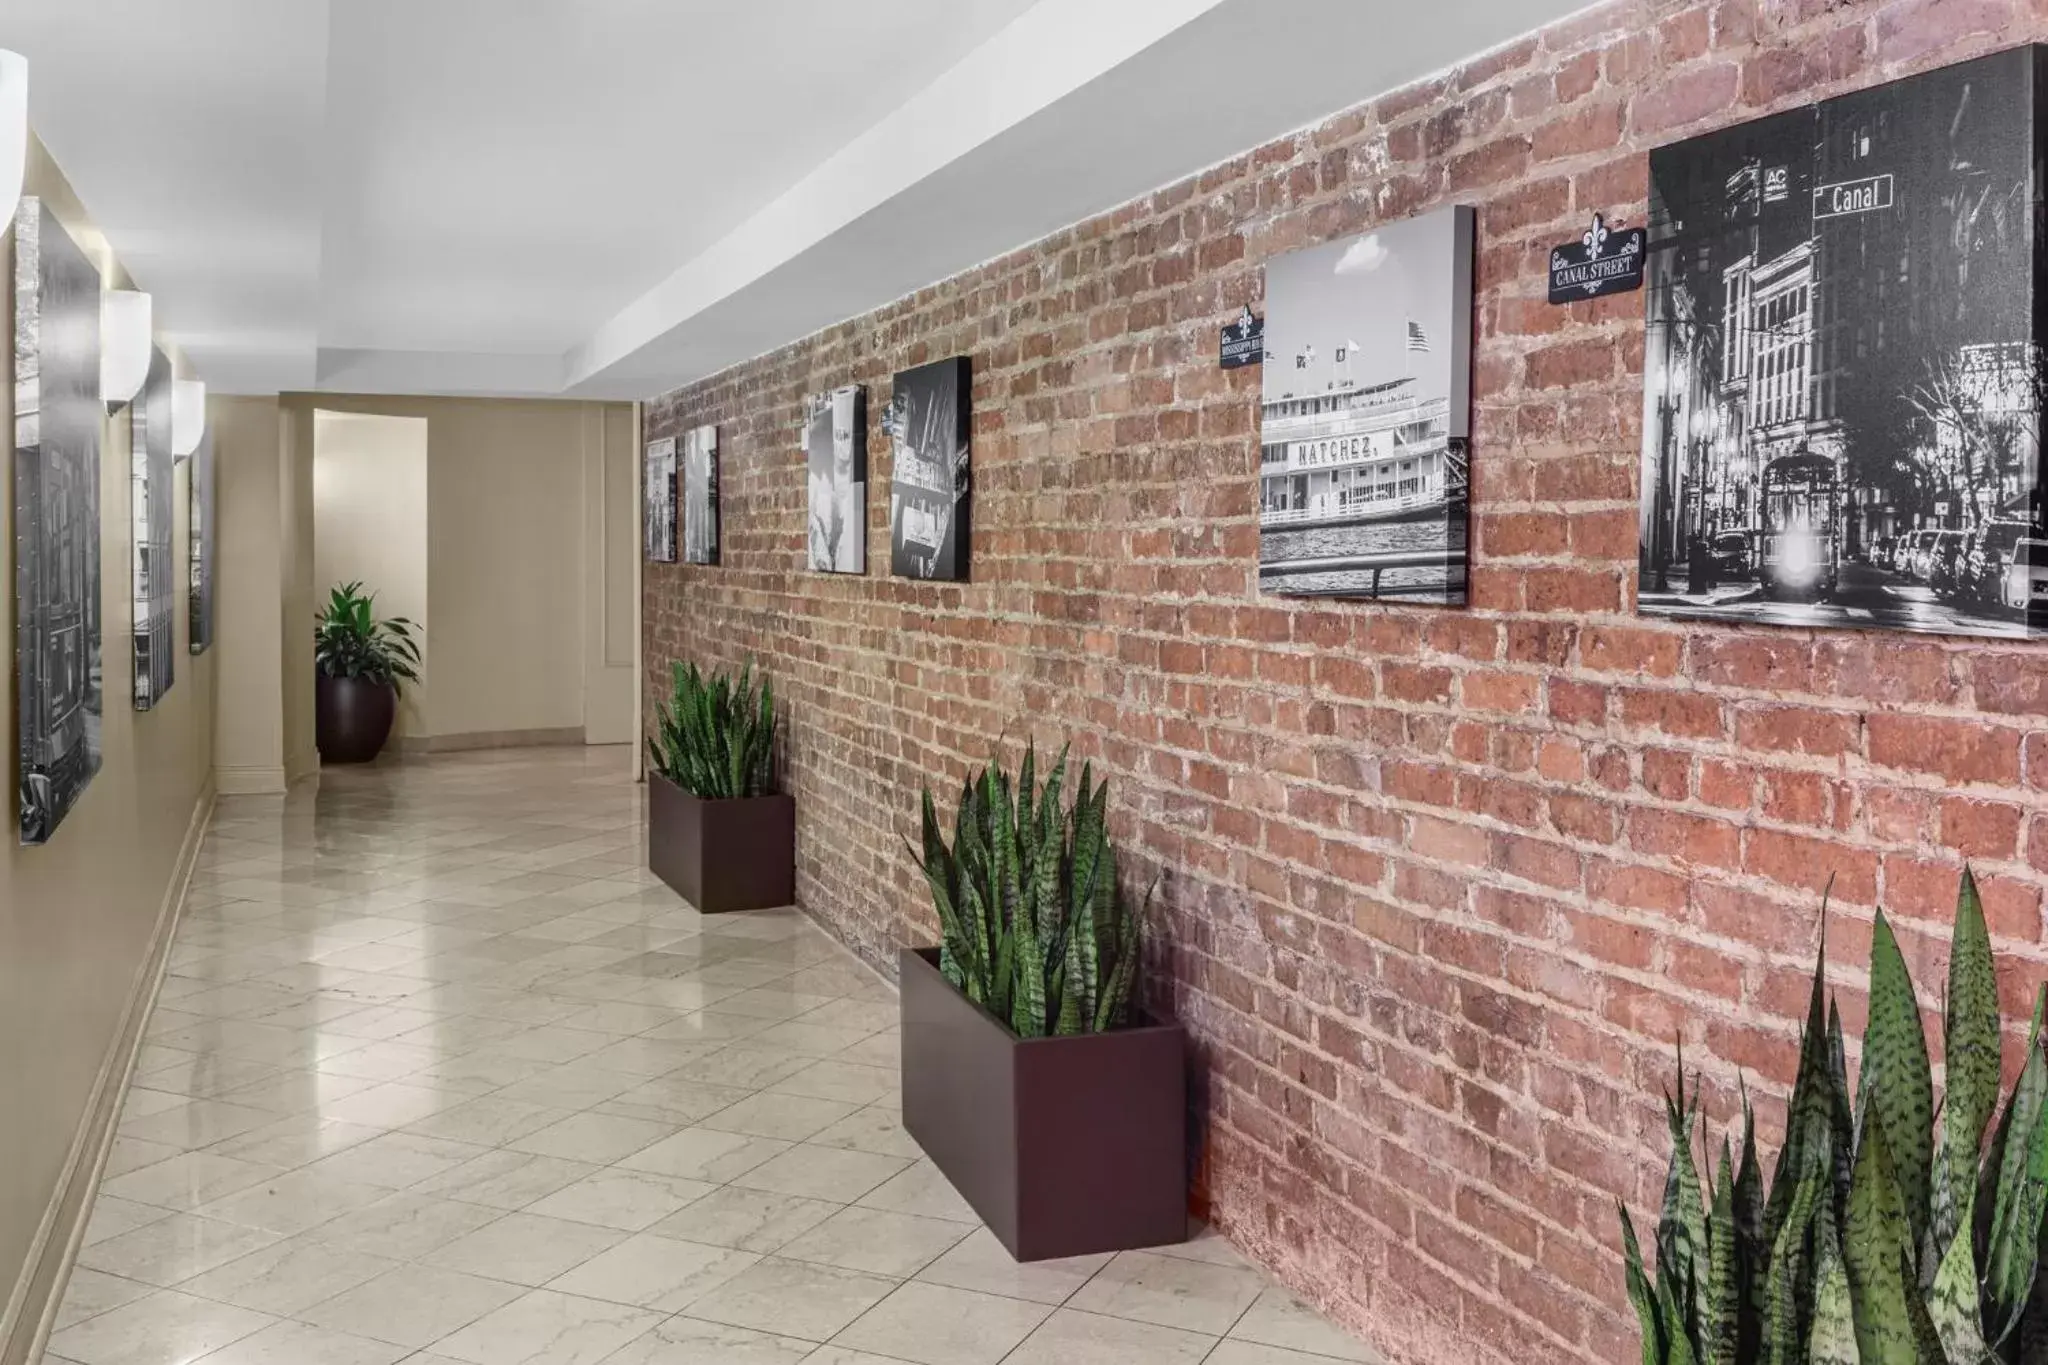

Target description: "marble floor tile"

left=684, top=1258, right=898, bottom=1341
left=174, top=1235, right=394, bottom=1314
left=426, top=1288, right=663, bottom=1365
left=47, top=750, right=1371, bottom=1365
left=521, top=1168, right=716, bottom=1231
left=829, top=1281, right=1051, bottom=1365
left=1000, top=1307, right=1216, bottom=1365
left=546, top=1232, right=761, bottom=1311
left=1066, top=1249, right=1268, bottom=1336
left=1228, top=1287, right=1386, bottom=1361
left=299, top=1264, right=525, bottom=1348
left=776, top=1207, right=971, bottom=1279
left=599, top=1315, right=816, bottom=1365
left=423, top=1210, right=627, bottom=1285
left=45, top=1288, right=275, bottom=1365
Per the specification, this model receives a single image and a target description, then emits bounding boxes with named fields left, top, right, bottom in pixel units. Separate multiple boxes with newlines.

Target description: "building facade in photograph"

left=682, top=424, right=719, bottom=566
left=1259, top=206, right=1473, bottom=603
left=15, top=198, right=105, bottom=845
left=1639, top=47, right=2047, bottom=638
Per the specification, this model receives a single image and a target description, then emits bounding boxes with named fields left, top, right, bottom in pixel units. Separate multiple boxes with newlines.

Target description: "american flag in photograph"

left=1406, top=320, right=1431, bottom=353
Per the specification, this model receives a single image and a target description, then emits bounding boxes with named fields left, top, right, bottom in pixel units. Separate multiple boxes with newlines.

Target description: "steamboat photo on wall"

left=682, top=424, right=719, bottom=566
left=1639, top=46, right=2048, bottom=639
left=1259, top=204, right=1474, bottom=603
left=887, top=356, right=971, bottom=581
left=644, top=436, right=677, bottom=563
left=14, top=197, right=105, bottom=846
left=807, top=384, right=867, bottom=573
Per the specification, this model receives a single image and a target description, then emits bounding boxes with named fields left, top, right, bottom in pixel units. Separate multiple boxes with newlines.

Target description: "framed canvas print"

left=887, top=356, right=971, bottom=581
left=644, top=435, right=677, bottom=563
left=682, top=423, right=719, bottom=566
left=189, top=431, right=215, bottom=654
left=1258, top=204, right=1474, bottom=602
left=132, top=346, right=175, bottom=708
left=14, top=197, right=105, bottom=845
left=1639, top=46, right=2048, bottom=639
left=807, top=385, right=867, bottom=573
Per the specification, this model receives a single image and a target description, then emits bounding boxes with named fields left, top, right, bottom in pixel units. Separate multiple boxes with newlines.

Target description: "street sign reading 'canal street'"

left=1547, top=212, right=1647, bottom=304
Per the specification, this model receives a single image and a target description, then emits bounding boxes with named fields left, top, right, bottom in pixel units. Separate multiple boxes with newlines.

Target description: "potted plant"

left=313, top=581, right=421, bottom=764
left=645, top=660, right=794, bottom=913
left=901, top=741, right=1185, bottom=1261
left=1624, top=867, right=2040, bottom=1362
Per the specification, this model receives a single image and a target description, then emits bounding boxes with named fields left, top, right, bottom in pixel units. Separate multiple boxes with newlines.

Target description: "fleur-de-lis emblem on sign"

left=1582, top=213, right=1610, bottom=259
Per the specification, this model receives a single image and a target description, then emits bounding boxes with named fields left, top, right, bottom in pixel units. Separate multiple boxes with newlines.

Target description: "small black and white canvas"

left=886, top=356, right=970, bottom=581
left=645, top=436, right=677, bottom=563
left=682, top=424, right=719, bottom=566
left=15, top=197, right=105, bottom=846
left=807, top=385, right=866, bottom=573
left=189, top=430, right=215, bottom=654
left=1259, top=204, right=1474, bottom=602
left=132, top=346, right=175, bottom=708
left=1640, top=47, right=2048, bottom=639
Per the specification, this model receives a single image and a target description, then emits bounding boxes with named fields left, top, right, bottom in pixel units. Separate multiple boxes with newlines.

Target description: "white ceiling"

left=10, top=0, right=1592, bottom=399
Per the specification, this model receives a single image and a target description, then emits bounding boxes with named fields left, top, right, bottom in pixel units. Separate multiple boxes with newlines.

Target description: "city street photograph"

left=1638, top=48, right=2048, bottom=639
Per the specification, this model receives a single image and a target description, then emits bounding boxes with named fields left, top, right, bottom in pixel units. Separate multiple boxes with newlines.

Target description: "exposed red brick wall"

left=644, top=4, right=2048, bottom=1361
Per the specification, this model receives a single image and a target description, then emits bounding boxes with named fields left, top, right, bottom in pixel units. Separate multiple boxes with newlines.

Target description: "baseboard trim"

left=0, top=778, right=216, bottom=1365
left=398, top=726, right=586, bottom=755
left=214, top=763, right=287, bottom=795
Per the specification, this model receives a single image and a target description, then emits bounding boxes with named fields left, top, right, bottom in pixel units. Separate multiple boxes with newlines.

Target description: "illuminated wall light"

left=172, top=379, right=206, bottom=459
left=0, top=51, right=23, bottom=240
left=101, top=289, right=152, bottom=407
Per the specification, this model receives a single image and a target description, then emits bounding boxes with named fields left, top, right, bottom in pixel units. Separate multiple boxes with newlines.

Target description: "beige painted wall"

left=294, top=394, right=636, bottom=747
left=280, top=402, right=316, bottom=785
left=0, top=138, right=216, bottom=1360
left=312, top=412, right=430, bottom=738
left=210, top=396, right=285, bottom=793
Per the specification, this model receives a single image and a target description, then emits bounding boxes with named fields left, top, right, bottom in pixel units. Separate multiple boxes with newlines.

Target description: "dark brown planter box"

left=646, top=772, right=795, bottom=914
left=899, top=946, right=1187, bottom=1261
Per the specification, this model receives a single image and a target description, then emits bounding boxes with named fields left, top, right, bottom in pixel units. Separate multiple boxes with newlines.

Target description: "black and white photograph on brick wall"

left=132, top=346, right=175, bottom=708
left=644, top=435, right=676, bottom=563
left=807, top=384, right=867, bottom=573
left=1259, top=204, right=1474, bottom=602
left=1639, top=47, right=2048, bottom=639
left=682, top=423, right=719, bottom=566
left=190, top=431, right=215, bottom=654
left=886, top=356, right=971, bottom=581
left=14, top=197, right=105, bottom=846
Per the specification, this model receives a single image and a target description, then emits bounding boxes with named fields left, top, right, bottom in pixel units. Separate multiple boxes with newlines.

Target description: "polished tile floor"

left=47, top=747, right=1377, bottom=1365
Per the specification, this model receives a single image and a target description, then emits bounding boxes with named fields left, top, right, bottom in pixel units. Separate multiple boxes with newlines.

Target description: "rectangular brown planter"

left=899, top=946, right=1187, bottom=1261
left=646, top=772, right=795, bottom=913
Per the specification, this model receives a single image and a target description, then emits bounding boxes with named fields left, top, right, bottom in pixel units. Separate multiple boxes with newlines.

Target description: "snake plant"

left=909, top=740, right=1142, bottom=1037
left=1624, top=866, right=2040, bottom=1364
left=647, top=660, right=776, bottom=799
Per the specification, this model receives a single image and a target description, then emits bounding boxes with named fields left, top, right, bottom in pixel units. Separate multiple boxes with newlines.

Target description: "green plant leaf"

left=1761, top=1142, right=1827, bottom=1365
left=1704, top=1138, right=1741, bottom=1365
left=1621, top=1202, right=1665, bottom=1365
left=1929, top=1178, right=1995, bottom=1364
left=1941, top=866, right=2001, bottom=1257
left=1807, top=1206, right=1857, bottom=1365
left=1841, top=1113, right=1921, bottom=1363
left=1733, top=1086, right=1767, bottom=1365
left=1859, top=909, right=1935, bottom=1250
left=1985, top=1020, right=2048, bottom=1343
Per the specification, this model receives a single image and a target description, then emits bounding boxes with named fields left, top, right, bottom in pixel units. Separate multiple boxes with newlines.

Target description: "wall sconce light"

left=172, top=378, right=206, bottom=459
left=101, top=289, right=152, bottom=408
left=0, top=51, right=24, bottom=240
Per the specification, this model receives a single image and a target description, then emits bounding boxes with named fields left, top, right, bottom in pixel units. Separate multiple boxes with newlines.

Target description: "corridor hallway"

left=44, top=749, right=1370, bottom=1365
